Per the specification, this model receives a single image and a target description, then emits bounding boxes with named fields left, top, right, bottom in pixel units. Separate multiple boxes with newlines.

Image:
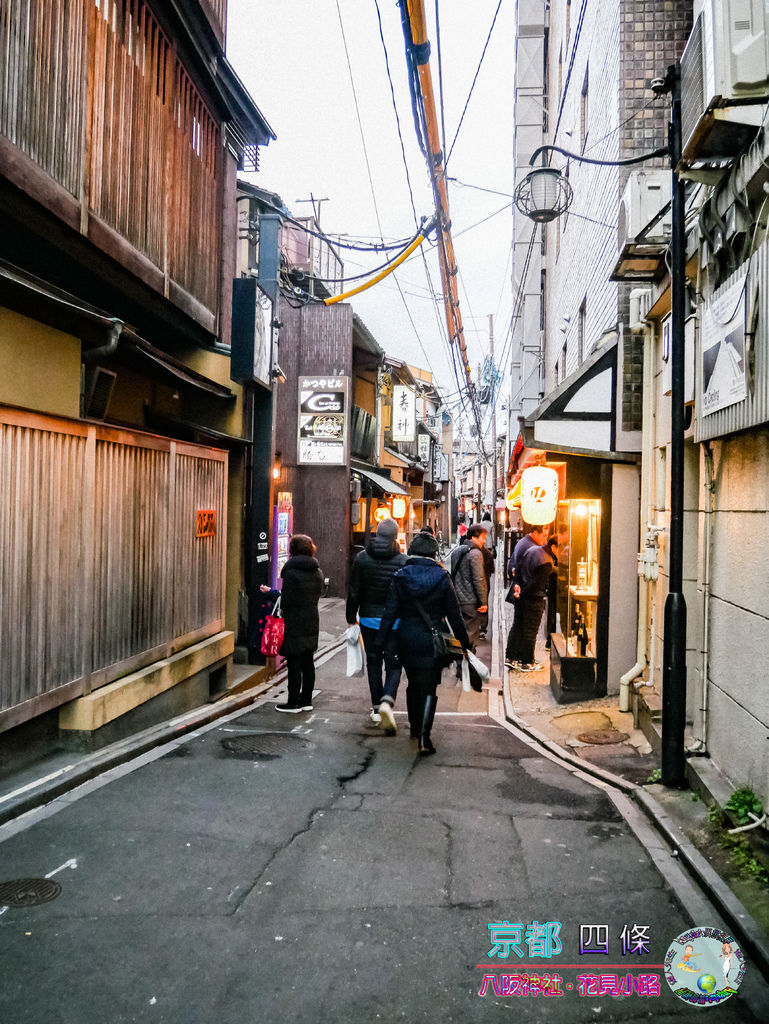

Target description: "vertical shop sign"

left=701, top=271, right=747, bottom=415
left=418, top=433, right=430, bottom=464
left=391, top=386, right=416, bottom=442
left=298, top=376, right=350, bottom=465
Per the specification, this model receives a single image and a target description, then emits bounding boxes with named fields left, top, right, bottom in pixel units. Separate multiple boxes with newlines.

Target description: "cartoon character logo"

left=664, top=927, right=745, bottom=1005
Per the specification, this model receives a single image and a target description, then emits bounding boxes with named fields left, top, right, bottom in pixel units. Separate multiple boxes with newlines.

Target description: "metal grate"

left=220, top=733, right=312, bottom=759
left=0, top=878, right=62, bottom=907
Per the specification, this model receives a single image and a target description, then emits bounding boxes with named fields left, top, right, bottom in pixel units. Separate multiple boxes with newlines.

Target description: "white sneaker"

left=505, top=659, right=520, bottom=670
left=519, top=662, right=543, bottom=672
left=378, top=701, right=397, bottom=735
left=368, top=707, right=381, bottom=726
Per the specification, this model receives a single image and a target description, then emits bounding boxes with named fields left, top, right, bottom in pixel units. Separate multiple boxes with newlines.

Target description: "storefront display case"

left=550, top=498, right=602, bottom=702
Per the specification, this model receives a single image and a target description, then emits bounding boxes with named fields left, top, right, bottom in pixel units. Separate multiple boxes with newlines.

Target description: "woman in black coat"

left=263, top=534, right=324, bottom=713
left=379, top=532, right=470, bottom=755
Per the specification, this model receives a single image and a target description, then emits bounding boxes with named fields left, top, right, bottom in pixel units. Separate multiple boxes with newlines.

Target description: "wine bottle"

left=577, top=614, right=588, bottom=657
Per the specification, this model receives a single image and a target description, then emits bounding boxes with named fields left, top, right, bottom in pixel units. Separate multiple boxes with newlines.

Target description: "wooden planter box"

left=549, top=632, right=599, bottom=704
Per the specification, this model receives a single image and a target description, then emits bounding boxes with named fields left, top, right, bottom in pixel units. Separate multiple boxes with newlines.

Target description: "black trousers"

left=505, top=597, right=545, bottom=664
left=402, top=664, right=442, bottom=735
left=285, top=650, right=315, bottom=705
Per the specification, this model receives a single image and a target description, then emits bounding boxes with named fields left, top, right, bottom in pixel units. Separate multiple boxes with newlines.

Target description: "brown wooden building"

left=0, top=0, right=274, bottom=742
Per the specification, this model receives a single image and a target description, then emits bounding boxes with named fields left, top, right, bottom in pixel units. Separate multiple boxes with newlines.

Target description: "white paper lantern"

left=520, top=466, right=559, bottom=525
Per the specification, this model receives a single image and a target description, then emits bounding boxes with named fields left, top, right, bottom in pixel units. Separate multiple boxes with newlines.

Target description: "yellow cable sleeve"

left=323, top=232, right=426, bottom=305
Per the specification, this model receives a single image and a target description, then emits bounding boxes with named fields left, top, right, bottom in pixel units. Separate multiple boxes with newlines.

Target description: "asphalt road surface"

left=0, top=648, right=765, bottom=1023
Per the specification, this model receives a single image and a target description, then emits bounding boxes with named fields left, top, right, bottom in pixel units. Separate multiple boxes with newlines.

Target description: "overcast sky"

left=226, top=0, right=515, bottom=408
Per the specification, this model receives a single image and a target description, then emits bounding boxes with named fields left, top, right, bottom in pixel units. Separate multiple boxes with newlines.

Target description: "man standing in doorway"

left=505, top=525, right=552, bottom=672
left=450, top=524, right=489, bottom=686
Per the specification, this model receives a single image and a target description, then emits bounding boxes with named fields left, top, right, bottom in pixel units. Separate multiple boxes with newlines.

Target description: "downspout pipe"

left=619, top=322, right=655, bottom=712
left=82, top=318, right=124, bottom=361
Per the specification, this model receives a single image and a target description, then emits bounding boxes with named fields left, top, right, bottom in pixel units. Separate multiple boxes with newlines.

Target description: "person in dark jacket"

left=262, top=534, right=324, bottom=713
left=505, top=525, right=552, bottom=672
left=346, top=518, right=407, bottom=732
left=379, top=532, right=470, bottom=756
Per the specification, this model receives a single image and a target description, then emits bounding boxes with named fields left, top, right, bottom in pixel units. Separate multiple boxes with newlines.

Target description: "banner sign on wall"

left=298, top=376, right=349, bottom=465
left=391, top=386, right=416, bottom=442
left=418, top=433, right=431, bottom=464
left=701, top=272, right=747, bottom=416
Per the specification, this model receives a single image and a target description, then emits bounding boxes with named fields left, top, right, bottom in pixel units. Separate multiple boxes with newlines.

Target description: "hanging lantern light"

left=391, top=497, right=407, bottom=520
left=521, top=466, right=559, bottom=525
left=514, top=167, right=573, bottom=224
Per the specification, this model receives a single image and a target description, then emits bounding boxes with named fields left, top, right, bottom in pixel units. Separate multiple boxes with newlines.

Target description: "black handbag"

left=413, top=599, right=464, bottom=662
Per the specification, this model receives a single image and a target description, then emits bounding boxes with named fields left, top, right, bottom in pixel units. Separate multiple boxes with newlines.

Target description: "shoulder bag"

left=413, top=597, right=464, bottom=663
left=260, top=595, right=284, bottom=657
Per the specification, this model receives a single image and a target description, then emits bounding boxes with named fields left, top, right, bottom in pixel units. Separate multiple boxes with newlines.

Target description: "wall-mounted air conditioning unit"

left=618, top=171, right=671, bottom=248
left=680, top=0, right=769, bottom=178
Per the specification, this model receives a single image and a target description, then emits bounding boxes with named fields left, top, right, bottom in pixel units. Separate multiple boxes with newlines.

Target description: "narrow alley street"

left=1, top=627, right=767, bottom=1023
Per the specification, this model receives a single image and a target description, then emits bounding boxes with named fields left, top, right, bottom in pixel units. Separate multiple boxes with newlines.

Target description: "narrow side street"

left=1, top=634, right=767, bottom=1022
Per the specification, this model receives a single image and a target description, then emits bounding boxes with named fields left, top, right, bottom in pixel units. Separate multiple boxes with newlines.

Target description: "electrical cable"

left=445, top=0, right=504, bottom=170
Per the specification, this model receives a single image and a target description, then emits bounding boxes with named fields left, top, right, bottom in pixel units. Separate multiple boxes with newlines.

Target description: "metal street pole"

left=661, top=63, right=688, bottom=787
left=489, top=313, right=498, bottom=543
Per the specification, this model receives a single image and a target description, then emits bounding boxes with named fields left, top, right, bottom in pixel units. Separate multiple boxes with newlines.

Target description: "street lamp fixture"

left=514, top=66, right=688, bottom=789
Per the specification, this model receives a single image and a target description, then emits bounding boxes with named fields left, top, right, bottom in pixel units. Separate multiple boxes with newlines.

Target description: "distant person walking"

left=262, top=534, right=324, bottom=712
left=505, top=525, right=552, bottom=671
left=449, top=523, right=489, bottom=683
left=379, top=531, right=470, bottom=755
left=346, top=518, right=407, bottom=732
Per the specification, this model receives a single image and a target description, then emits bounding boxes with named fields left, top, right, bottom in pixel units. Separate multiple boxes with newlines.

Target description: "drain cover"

left=577, top=729, right=630, bottom=745
left=220, top=733, right=312, bottom=759
left=0, top=878, right=62, bottom=907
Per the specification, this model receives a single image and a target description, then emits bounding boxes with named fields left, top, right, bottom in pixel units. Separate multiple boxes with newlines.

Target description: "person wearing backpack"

left=504, top=525, right=552, bottom=672
left=448, top=524, right=489, bottom=687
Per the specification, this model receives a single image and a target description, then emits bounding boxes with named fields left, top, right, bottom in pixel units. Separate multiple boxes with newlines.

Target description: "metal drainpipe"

left=619, top=323, right=655, bottom=712
left=697, top=440, right=716, bottom=752
left=82, top=319, right=123, bottom=361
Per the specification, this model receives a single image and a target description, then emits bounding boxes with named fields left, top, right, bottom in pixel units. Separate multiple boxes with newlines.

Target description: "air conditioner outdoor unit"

left=618, top=170, right=671, bottom=248
left=680, top=0, right=769, bottom=178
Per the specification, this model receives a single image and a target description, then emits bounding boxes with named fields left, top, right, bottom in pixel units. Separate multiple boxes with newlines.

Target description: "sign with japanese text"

left=196, top=509, right=216, bottom=538
left=418, top=433, right=430, bottom=464
left=298, top=376, right=349, bottom=465
left=701, top=271, right=747, bottom=416
left=391, top=385, right=416, bottom=442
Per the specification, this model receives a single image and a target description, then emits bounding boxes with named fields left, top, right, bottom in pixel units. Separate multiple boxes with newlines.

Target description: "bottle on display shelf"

left=576, top=614, right=589, bottom=657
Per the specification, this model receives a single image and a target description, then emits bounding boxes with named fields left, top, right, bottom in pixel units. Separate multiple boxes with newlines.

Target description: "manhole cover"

left=0, top=878, right=62, bottom=907
left=577, top=729, right=630, bottom=745
left=552, top=710, right=612, bottom=735
left=220, top=733, right=312, bottom=759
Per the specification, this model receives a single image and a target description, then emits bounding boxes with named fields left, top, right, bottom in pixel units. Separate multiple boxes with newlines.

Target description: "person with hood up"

left=379, top=531, right=470, bottom=756
left=262, top=534, right=324, bottom=712
left=346, top=518, right=407, bottom=732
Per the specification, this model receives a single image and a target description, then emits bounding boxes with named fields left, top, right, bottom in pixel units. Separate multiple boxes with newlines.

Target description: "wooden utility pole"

left=489, top=313, right=497, bottom=541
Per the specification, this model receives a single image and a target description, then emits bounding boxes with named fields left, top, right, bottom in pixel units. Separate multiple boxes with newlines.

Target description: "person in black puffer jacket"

left=346, top=518, right=407, bottom=732
left=263, top=534, right=324, bottom=713
left=379, top=532, right=470, bottom=756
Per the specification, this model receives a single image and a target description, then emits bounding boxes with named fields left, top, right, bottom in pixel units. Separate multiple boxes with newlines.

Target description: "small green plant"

left=718, top=832, right=769, bottom=884
left=724, top=786, right=764, bottom=826
left=707, top=803, right=723, bottom=827
left=690, top=792, right=701, bottom=802
left=646, top=768, right=662, bottom=784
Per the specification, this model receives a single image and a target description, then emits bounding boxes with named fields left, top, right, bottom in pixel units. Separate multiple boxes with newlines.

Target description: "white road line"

left=45, top=858, right=78, bottom=878
left=0, top=764, right=77, bottom=805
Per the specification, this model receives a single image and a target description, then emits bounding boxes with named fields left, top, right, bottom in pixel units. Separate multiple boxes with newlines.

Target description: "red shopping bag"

left=260, top=596, right=284, bottom=657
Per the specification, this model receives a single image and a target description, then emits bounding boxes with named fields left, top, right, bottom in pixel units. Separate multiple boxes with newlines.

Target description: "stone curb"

left=500, top=672, right=769, bottom=984
left=0, top=637, right=346, bottom=828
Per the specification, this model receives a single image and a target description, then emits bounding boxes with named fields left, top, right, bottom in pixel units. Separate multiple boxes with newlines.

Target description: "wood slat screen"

left=0, top=407, right=227, bottom=733
left=1, top=0, right=222, bottom=319
left=0, top=0, right=88, bottom=195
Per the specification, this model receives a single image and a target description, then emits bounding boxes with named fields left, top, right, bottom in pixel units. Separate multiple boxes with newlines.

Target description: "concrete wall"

left=0, top=307, right=81, bottom=418
left=606, top=463, right=640, bottom=693
left=704, top=429, right=769, bottom=802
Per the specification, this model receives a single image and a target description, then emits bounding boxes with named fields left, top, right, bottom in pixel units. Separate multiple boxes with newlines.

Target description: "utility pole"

left=489, top=313, right=497, bottom=543
left=295, top=193, right=329, bottom=226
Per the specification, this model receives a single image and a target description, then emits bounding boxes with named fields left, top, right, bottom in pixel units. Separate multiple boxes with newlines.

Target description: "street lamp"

left=514, top=65, right=687, bottom=788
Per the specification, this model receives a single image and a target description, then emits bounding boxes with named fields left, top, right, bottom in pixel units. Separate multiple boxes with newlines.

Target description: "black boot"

left=418, top=694, right=437, bottom=756
left=406, top=685, right=420, bottom=738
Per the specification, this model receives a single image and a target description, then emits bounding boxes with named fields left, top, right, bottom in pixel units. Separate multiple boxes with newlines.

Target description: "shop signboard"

left=391, top=385, right=416, bottom=442
left=418, top=432, right=430, bottom=464
left=701, top=271, right=747, bottom=416
left=521, top=466, right=559, bottom=524
left=298, top=376, right=349, bottom=465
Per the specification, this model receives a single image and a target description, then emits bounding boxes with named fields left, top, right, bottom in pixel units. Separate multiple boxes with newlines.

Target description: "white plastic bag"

left=465, top=648, right=490, bottom=682
left=345, top=624, right=365, bottom=677
left=461, top=656, right=471, bottom=692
